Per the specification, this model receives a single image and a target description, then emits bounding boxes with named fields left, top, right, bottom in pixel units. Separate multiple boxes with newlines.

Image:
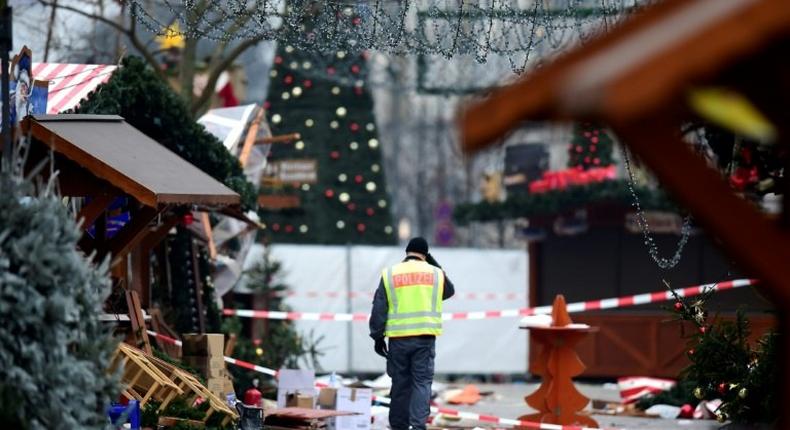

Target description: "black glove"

left=425, top=253, right=441, bottom=268
left=374, top=337, right=388, bottom=359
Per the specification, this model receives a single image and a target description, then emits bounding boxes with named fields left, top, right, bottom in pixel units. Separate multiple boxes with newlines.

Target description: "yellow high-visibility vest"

left=381, top=260, right=444, bottom=338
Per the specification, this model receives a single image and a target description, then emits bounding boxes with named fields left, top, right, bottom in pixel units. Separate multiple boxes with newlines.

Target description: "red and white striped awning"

left=32, top=63, right=118, bottom=114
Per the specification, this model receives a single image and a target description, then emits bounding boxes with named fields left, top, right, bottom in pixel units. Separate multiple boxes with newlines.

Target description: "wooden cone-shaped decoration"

left=519, top=295, right=598, bottom=428
left=551, top=295, right=573, bottom=327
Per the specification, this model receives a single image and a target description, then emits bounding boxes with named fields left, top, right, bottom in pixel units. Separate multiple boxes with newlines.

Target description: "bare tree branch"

left=191, top=35, right=266, bottom=115
left=37, top=0, right=164, bottom=78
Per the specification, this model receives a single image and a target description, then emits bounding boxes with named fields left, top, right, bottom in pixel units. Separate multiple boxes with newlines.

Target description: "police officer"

left=369, top=237, right=455, bottom=430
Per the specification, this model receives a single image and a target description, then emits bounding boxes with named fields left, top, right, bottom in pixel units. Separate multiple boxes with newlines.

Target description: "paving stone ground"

left=429, top=382, right=720, bottom=429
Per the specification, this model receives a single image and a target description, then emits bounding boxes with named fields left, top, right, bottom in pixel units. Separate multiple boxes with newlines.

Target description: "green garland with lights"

left=453, top=180, right=675, bottom=225
left=262, top=36, right=395, bottom=244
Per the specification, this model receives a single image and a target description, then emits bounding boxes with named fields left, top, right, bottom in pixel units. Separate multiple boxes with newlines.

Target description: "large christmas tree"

left=262, top=38, right=395, bottom=244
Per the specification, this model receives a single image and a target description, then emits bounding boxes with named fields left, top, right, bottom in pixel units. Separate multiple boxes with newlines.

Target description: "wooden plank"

left=75, top=191, right=116, bottom=231
left=255, top=132, right=301, bottom=145
left=239, top=107, right=265, bottom=167
left=258, top=194, right=301, bottom=209
left=199, top=212, right=217, bottom=259
left=150, top=308, right=181, bottom=359
left=130, top=246, right=150, bottom=308
left=107, top=205, right=165, bottom=267
left=458, top=0, right=790, bottom=152
left=614, top=117, right=790, bottom=305
left=224, top=333, right=237, bottom=357
left=140, top=214, right=180, bottom=252
left=126, top=290, right=153, bottom=355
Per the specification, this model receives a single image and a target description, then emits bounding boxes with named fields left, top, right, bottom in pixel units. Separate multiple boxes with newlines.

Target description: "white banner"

left=239, top=244, right=529, bottom=374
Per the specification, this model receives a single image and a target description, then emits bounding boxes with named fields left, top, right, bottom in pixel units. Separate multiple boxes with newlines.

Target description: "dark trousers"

left=386, top=336, right=435, bottom=430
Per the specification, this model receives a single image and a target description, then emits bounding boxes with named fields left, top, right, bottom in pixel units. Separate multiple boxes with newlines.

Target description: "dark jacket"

left=369, top=255, right=455, bottom=340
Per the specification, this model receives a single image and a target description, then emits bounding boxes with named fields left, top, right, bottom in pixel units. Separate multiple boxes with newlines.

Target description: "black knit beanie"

left=405, top=237, right=429, bottom=255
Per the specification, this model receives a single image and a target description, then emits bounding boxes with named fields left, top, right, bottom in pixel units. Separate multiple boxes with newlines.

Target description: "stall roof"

left=24, top=115, right=240, bottom=207
left=461, top=0, right=790, bottom=152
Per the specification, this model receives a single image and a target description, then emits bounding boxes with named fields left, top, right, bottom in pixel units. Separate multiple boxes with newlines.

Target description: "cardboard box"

left=207, top=378, right=226, bottom=398
left=286, top=393, right=315, bottom=409
left=182, top=333, right=224, bottom=357
left=334, top=388, right=372, bottom=430
left=276, top=369, right=316, bottom=408
left=183, top=356, right=226, bottom=378
left=318, top=387, right=338, bottom=409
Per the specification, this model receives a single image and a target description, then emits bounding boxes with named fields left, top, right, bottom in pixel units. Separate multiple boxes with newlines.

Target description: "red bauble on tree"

left=674, top=301, right=683, bottom=312
left=718, top=382, right=729, bottom=396
left=699, top=326, right=708, bottom=334
left=285, top=225, right=294, bottom=233
left=347, top=203, right=356, bottom=211
left=357, top=223, right=366, bottom=232
left=303, top=79, right=313, bottom=88
left=284, top=75, right=294, bottom=85
left=350, top=122, right=360, bottom=132
left=325, top=189, right=335, bottom=198
left=272, top=223, right=281, bottom=231
left=366, top=208, right=375, bottom=216
left=354, top=174, right=363, bottom=184
left=330, top=150, right=340, bottom=160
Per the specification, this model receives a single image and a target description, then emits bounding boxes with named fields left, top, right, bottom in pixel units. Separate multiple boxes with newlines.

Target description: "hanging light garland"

left=620, top=144, right=692, bottom=270
left=127, top=0, right=648, bottom=74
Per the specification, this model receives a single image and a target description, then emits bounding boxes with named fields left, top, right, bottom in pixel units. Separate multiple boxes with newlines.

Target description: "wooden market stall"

left=459, top=0, right=790, bottom=422
left=21, top=114, right=241, bottom=348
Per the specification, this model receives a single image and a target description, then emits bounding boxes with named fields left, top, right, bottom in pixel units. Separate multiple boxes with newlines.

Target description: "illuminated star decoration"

left=156, top=23, right=186, bottom=50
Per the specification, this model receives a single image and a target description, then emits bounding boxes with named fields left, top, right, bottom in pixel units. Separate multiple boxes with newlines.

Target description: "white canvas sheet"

left=241, top=244, right=528, bottom=374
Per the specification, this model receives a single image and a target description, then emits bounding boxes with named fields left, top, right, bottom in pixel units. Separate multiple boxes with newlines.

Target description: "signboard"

left=625, top=211, right=684, bottom=234
left=1, top=46, right=48, bottom=128
left=264, top=159, right=318, bottom=184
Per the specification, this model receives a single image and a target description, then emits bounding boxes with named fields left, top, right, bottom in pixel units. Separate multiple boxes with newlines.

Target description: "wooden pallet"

left=147, top=353, right=239, bottom=426
left=111, top=343, right=183, bottom=409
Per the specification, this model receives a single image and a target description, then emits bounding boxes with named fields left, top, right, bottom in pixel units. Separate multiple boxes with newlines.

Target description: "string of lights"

left=128, top=0, right=649, bottom=73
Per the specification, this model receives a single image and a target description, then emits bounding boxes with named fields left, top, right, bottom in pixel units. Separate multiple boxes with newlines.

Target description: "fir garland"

left=453, top=180, right=676, bottom=225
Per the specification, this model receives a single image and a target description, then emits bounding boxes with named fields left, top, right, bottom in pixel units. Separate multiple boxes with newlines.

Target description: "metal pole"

left=345, top=243, right=353, bottom=373
left=1, top=5, right=12, bottom=166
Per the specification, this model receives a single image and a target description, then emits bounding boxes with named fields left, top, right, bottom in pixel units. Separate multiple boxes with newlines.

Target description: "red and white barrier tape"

left=145, top=330, right=278, bottom=376
left=274, top=291, right=526, bottom=301
left=222, top=278, right=757, bottom=322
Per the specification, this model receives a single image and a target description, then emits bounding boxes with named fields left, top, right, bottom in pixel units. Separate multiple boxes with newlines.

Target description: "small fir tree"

left=0, top=171, right=119, bottom=429
left=224, top=248, right=321, bottom=393
left=638, top=283, right=777, bottom=425
left=567, top=123, right=614, bottom=170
